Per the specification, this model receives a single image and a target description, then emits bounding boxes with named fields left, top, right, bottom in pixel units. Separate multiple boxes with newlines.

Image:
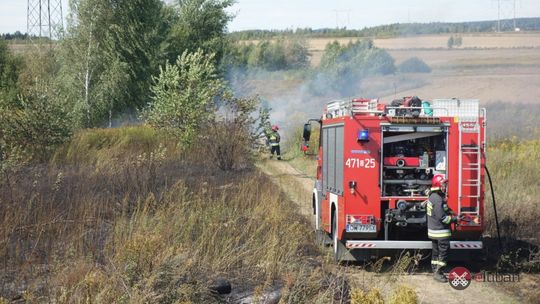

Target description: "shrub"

left=350, top=288, right=384, bottom=304
left=142, top=49, right=225, bottom=145
left=0, top=88, right=72, bottom=162
left=389, top=285, right=418, bottom=304
left=198, top=94, right=262, bottom=171
left=398, top=57, right=432, bottom=73
left=0, top=39, right=23, bottom=103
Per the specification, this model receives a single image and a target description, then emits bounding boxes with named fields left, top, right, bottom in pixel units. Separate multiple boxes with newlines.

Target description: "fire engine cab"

left=303, top=97, right=486, bottom=261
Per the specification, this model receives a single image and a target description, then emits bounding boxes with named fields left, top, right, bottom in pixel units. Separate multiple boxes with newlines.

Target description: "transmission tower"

left=27, top=0, right=64, bottom=41
left=493, top=0, right=518, bottom=32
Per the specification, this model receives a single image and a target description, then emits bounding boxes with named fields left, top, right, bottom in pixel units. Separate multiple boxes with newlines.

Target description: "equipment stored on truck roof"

left=303, top=97, right=486, bottom=261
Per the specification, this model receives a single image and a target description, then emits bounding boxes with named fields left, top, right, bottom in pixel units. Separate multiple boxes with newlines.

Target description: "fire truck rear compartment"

left=380, top=124, right=448, bottom=239
left=381, top=124, right=447, bottom=198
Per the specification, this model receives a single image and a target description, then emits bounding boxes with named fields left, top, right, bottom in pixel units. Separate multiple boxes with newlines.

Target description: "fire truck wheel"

left=332, top=211, right=343, bottom=262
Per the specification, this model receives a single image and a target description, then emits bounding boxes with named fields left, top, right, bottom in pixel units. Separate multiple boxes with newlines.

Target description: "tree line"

left=228, top=17, right=540, bottom=40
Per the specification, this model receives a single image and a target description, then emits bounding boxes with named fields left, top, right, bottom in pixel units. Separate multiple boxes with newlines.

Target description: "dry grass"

left=485, top=139, right=540, bottom=244
left=0, top=126, right=351, bottom=303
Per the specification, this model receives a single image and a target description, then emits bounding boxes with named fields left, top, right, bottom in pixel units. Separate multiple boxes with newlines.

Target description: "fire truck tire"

left=332, top=211, right=345, bottom=262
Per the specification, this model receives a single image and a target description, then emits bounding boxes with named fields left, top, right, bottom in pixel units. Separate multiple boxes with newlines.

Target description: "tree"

left=165, top=0, right=234, bottom=65
left=447, top=36, right=455, bottom=49
left=454, top=36, right=463, bottom=47
left=57, top=0, right=166, bottom=128
left=142, top=50, right=225, bottom=144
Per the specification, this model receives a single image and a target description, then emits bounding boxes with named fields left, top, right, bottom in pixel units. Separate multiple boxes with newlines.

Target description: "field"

left=308, top=32, right=540, bottom=65
left=309, top=33, right=540, bottom=105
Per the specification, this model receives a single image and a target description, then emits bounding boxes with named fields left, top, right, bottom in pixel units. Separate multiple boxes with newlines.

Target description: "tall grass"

left=0, top=126, right=348, bottom=302
left=485, top=139, right=540, bottom=243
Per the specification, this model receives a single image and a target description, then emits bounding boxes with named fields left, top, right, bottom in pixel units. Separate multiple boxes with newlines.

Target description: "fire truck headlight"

left=358, top=129, right=369, bottom=142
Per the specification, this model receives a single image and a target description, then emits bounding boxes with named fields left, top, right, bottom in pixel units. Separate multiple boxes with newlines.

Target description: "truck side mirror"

left=303, top=123, right=312, bottom=142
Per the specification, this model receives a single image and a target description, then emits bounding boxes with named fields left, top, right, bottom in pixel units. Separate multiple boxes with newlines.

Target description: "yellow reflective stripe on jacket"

left=431, top=260, right=447, bottom=266
left=426, top=201, right=433, bottom=216
left=442, top=215, right=452, bottom=224
left=428, top=229, right=451, bottom=239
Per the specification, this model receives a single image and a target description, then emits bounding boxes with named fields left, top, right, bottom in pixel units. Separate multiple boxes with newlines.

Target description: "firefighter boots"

left=433, top=266, right=448, bottom=283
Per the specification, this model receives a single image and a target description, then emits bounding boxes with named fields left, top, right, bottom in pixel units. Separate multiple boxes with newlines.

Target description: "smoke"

left=225, top=38, right=404, bottom=137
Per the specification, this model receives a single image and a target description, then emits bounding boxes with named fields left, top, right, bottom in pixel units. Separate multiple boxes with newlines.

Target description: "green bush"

left=0, top=39, right=23, bottom=104
left=0, top=89, right=72, bottom=162
left=398, top=57, right=432, bottom=73
left=142, top=49, right=225, bottom=145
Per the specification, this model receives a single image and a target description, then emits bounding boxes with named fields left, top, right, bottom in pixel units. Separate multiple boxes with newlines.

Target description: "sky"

left=1, top=0, right=540, bottom=33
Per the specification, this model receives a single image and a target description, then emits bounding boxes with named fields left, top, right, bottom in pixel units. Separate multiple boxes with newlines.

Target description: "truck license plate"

left=346, top=223, right=376, bottom=233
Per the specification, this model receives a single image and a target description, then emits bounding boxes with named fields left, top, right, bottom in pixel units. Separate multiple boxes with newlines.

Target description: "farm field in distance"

left=309, top=33, right=540, bottom=104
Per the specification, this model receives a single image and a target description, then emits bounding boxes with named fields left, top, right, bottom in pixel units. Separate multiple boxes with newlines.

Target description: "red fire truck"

left=303, top=97, right=486, bottom=261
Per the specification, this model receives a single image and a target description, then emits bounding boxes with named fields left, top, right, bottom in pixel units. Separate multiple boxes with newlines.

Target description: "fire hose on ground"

left=485, top=165, right=502, bottom=251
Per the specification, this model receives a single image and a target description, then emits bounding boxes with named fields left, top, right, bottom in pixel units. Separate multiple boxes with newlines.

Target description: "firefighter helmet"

left=431, top=174, right=448, bottom=190
left=272, top=125, right=279, bottom=131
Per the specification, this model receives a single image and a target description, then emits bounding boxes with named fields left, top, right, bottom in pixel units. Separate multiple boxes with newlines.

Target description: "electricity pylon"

left=27, top=0, right=64, bottom=41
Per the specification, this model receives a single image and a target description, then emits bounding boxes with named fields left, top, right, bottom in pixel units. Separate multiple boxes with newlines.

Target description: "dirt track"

left=258, top=158, right=532, bottom=304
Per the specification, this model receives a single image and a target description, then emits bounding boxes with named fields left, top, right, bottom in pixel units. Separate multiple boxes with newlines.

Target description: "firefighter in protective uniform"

left=268, top=125, right=281, bottom=160
left=426, top=174, right=458, bottom=282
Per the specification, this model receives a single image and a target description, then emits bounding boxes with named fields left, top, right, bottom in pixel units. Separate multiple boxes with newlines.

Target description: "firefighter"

left=427, top=174, right=458, bottom=283
left=268, top=125, right=281, bottom=160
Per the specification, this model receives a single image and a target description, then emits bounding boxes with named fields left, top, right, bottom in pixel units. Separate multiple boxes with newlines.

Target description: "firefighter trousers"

left=431, top=239, right=450, bottom=269
left=270, top=145, right=281, bottom=157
